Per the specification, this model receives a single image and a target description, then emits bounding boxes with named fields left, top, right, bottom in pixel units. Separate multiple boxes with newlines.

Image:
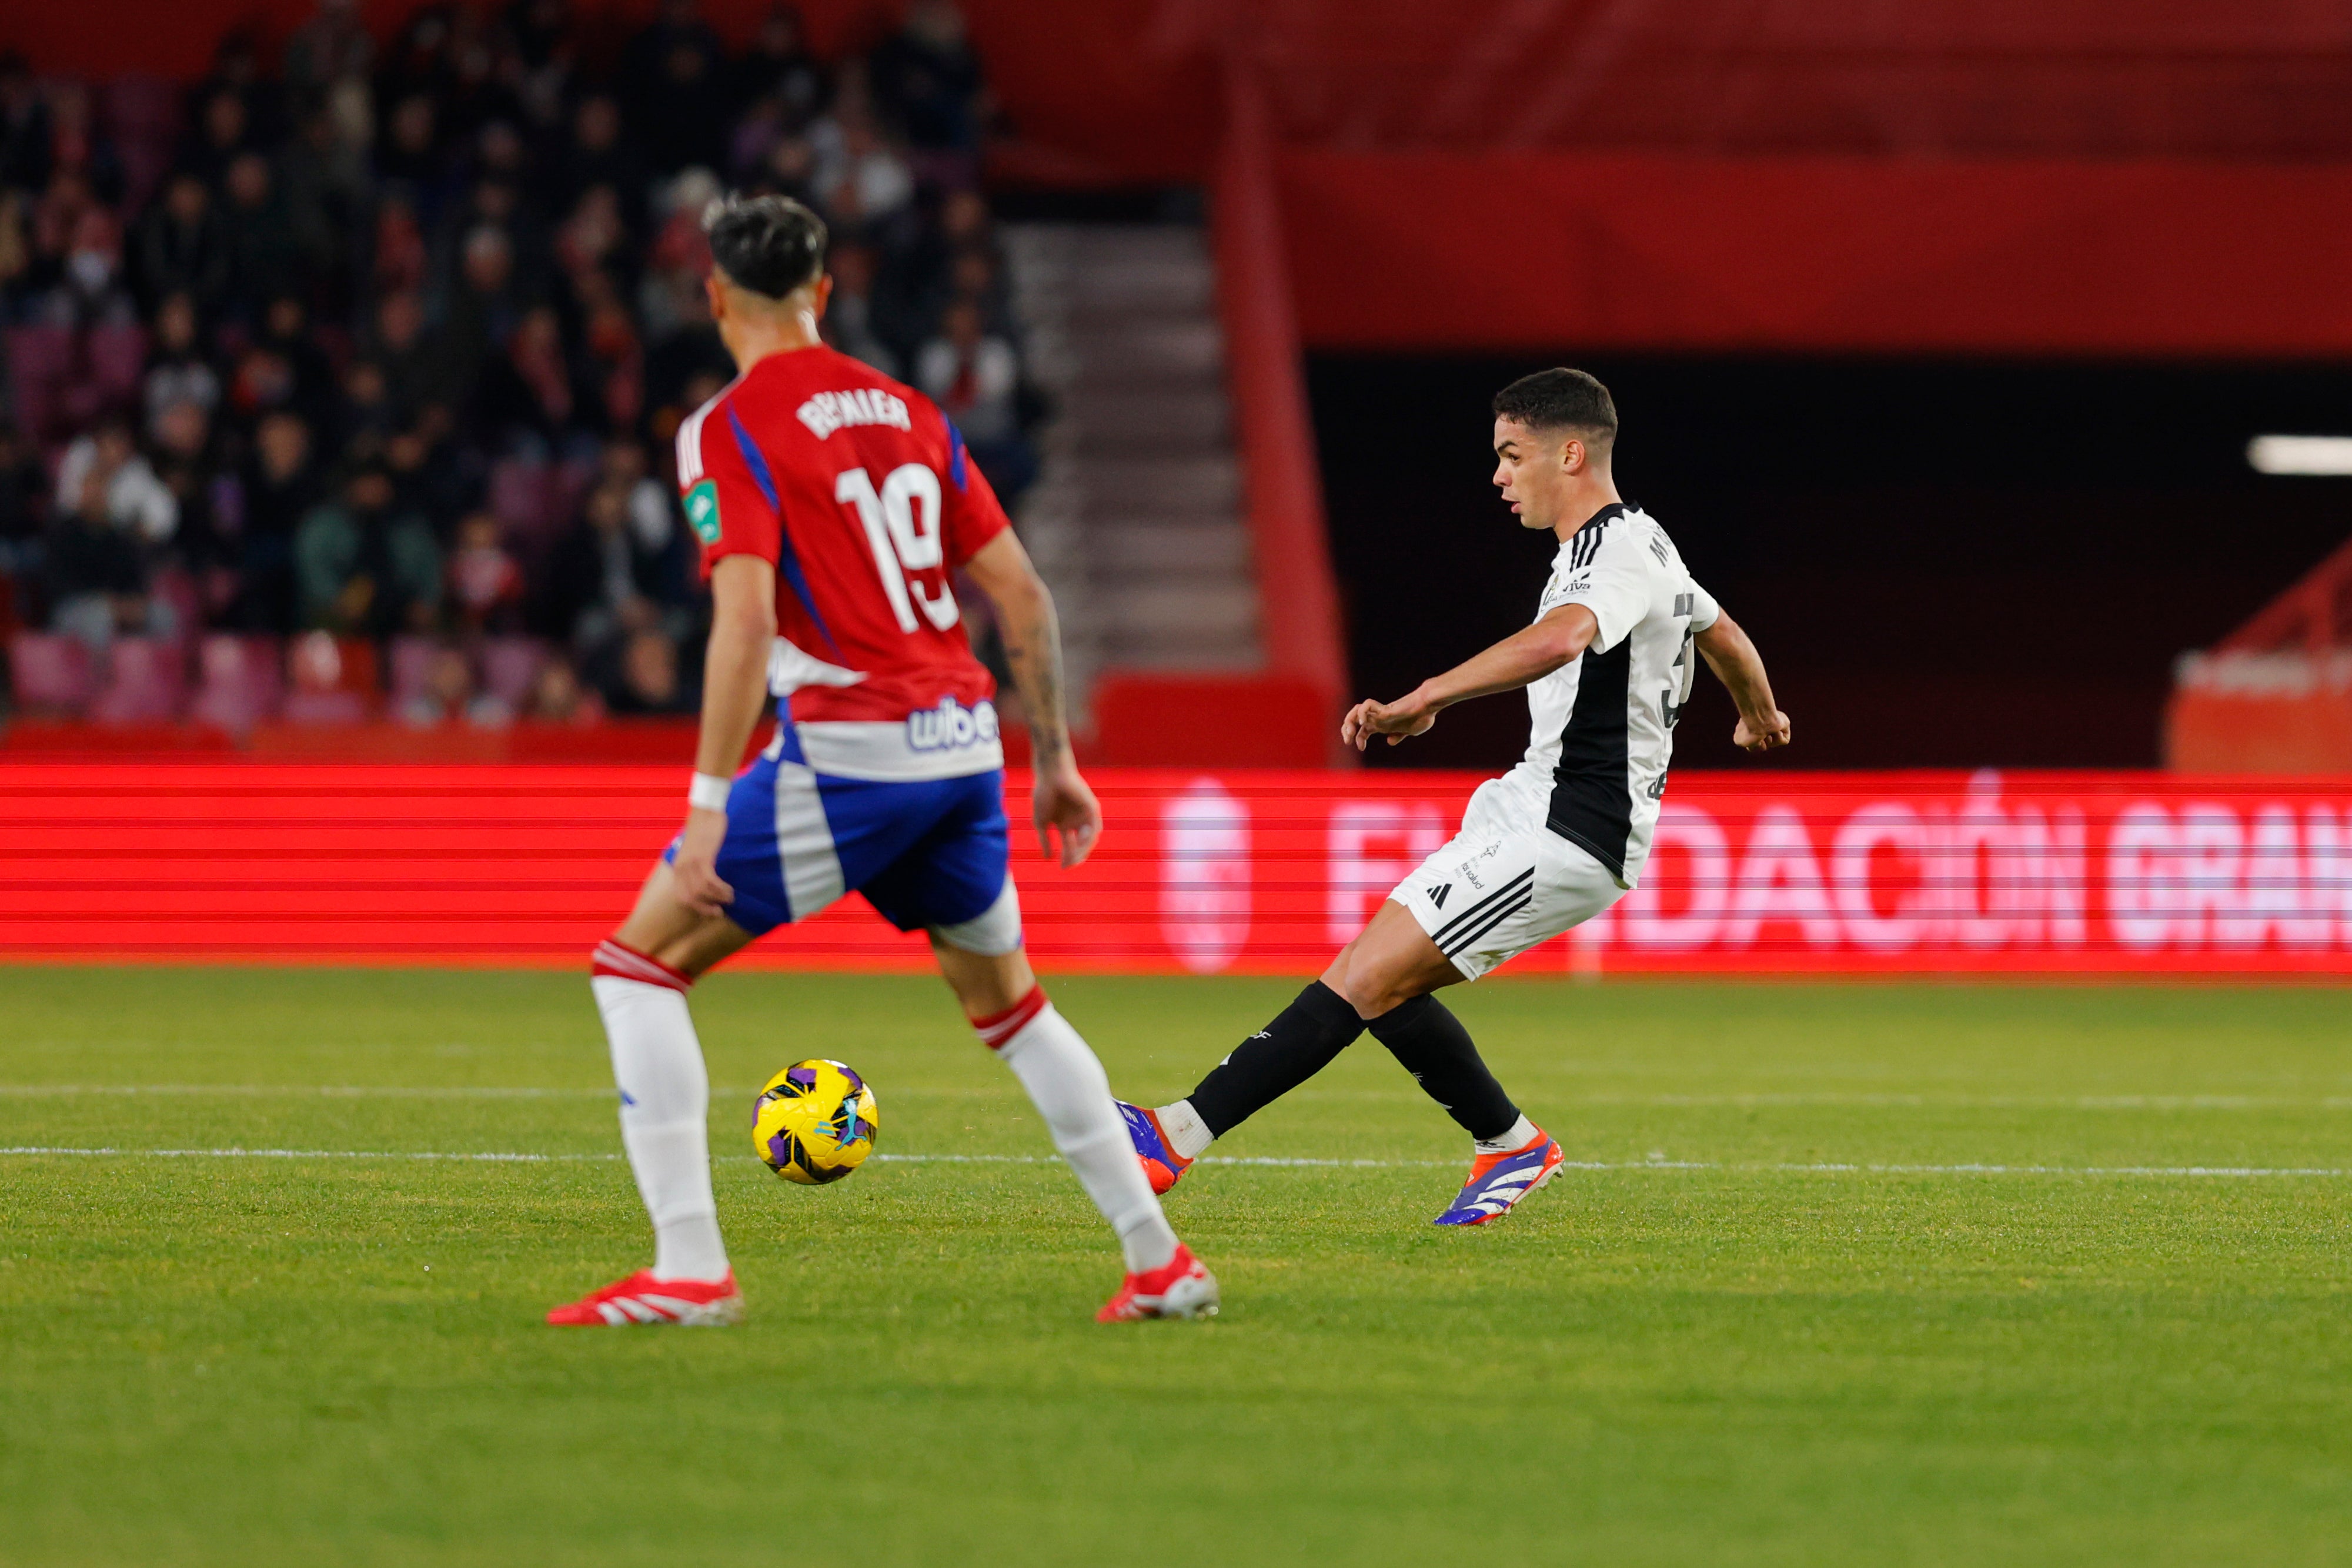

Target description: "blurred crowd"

left=0, top=0, right=1040, bottom=730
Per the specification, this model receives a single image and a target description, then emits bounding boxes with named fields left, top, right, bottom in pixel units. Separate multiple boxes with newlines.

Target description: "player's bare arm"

left=1695, top=610, right=1791, bottom=753
left=1341, top=602, right=1601, bottom=751
left=962, top=529, right=1102, bottom=869
left=668, top=554, right=779, bottom=917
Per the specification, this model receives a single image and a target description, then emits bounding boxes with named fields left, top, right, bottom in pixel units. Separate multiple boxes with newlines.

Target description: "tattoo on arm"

left=1003, top=592, right=1068, bottom=769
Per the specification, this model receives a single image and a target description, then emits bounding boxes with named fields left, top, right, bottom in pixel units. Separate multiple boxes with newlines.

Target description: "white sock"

left=1153, top=1099, right=1214, bottom=1161
left=1475, top=1114, right=1541, bottom=1156
left=980, top=989, right=1181, bottom=1274
left=592, top=942, right=729, bottom=1283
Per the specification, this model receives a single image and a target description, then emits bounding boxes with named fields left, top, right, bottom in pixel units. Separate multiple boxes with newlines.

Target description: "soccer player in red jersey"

left=548, top=196, right=1214, bottom=1326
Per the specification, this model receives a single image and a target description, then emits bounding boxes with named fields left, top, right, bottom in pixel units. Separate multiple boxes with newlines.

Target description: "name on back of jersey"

left=797, top=388, right=913, bottom=441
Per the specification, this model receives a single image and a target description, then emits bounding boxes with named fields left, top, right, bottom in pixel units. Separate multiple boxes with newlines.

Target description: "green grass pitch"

left=4, top=967, right=2351, bottom=1566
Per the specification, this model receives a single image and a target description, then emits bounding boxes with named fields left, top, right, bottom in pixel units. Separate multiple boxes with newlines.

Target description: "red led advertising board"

left=1, top=766, right=2346, bottom=976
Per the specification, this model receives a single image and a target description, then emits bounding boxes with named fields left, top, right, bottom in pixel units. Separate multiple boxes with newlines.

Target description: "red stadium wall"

left=3, top=765, right=2347, bottom=976
left=1276, top=152, right=2352, bottom=358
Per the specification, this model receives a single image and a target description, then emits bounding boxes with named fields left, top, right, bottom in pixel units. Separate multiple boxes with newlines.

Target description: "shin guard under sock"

left=1183, top=980, right=1367, bottom=1139
left=1366, top=994, right=1520, bottom=1142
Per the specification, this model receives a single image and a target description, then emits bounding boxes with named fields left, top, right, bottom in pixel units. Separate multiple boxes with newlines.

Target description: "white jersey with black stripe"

left=1500, top=503, right=1719, bottom=887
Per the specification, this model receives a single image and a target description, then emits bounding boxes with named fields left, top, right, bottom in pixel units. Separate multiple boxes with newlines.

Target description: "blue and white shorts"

left=667, top=737, right=1021, bottom=954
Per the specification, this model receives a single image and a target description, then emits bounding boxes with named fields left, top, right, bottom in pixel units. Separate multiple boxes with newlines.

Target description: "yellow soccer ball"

left=751, top=1059, right=878, bottom=1185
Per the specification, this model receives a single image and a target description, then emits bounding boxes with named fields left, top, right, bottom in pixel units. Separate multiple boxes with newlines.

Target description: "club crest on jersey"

left=907, top=696, right=1000, bottom=753
left=683, top=479, right=721, bottom=544
left=797, top=389, right=913, bottom=441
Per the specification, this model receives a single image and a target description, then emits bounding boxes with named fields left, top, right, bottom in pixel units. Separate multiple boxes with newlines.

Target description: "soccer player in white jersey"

left=1118, top=368, right=1790, bottom=1225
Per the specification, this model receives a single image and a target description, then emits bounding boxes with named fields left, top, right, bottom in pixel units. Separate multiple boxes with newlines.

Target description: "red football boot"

left=546, top=1270, right=744, bottom=1326
left=1097, top=1244, right=1220, bottom=1322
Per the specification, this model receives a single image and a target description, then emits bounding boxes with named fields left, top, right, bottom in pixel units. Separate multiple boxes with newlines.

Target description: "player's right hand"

left=1342, top=694, right=1438, bottom=750
left=1734, top=709, right=1792, bottom=751
left=670, top=807, right=737, bottom=916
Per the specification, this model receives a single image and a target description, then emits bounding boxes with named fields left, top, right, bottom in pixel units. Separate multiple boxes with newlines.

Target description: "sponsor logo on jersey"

left=796, top=388, right=914, bottom=441
left=1429, top=883, right=1451, bottom=909
left=907, top=696, right=1000, bottom=753
left=684, top=479, right=721, bottom=544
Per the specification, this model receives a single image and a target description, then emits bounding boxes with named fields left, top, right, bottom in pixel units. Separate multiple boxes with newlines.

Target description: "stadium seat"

left=86, top=324, right=148, bottom=406
left=487, top=459, right=550, bottom=535
left=481, top=638, right=547, bottom=709
left=8, top=632, right=96, bottom=716
left=189, top=634, right=284, bottom=734
left=279, top=631, right=373, bottom=725
left=387, top=635, right=440, bottom=711
left=89, top=636, right=189, bottom=724
left=5, top=324, right=76, bottom=443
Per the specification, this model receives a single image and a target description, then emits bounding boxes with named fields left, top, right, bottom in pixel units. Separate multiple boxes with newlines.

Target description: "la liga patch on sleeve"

left=684, top=479, right=722, bottom=544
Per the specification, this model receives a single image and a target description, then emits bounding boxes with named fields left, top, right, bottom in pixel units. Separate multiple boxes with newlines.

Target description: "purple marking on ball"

left=838, top=1065, right=866, bottom=1094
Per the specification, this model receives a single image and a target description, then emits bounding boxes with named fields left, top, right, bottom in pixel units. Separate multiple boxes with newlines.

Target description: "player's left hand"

left=1034, top=761, right=1102, bottom=869
left=1342, top=692, right=1438, bottom=750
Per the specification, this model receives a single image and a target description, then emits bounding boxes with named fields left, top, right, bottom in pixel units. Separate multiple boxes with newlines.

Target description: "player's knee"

left=929, top=881, right=1023, bottom=958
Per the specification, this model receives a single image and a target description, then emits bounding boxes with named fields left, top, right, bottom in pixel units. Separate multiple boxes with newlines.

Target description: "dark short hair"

left=704, top=193, right=827, bottom=299
left=1492, top=367, right=1618, bottom=447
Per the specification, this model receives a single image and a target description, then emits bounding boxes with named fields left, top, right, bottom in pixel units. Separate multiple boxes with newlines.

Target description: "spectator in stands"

left=600, top=439, right=677, bottom=559
left=399, top=643, right=493, bottom=727
left=219, top=150, right=301, bottom=323
left=373, top=92, right=445, bottom=201
left=47, top=464, right=167, bottom=650
left=0, top=422, right=47, bottom=606
left=365, top=289, right=437, bottom=423
left=474, top=303, right=590, bottom=459
left=183, top=88, right=253, bottom=188
left=144, top=292, right=222, bottom=434
left=734, top=7, right=830, bottom=129
left=547, top=93, right=649, bottom=223
left=54, top=418, right=176, bottom=547
left=445, top=510, right=525, bottom=636
left=542, top=478, right=676, bottom=652
left=256, top=293, right=337, bottom=429
left=824, top=242, right=897, bottom=375
left=296, top=460, right=440, bottom=636
left=281, top=0, right=375, bottom=99
left=281, top=627, right=367, bottom=724
left=870, top=1, right=985, bottom=156
left=226, top=408, right=316, bottom=633
left=524, top=656, right=604, bottom=724
left=9, top=0, right=1017, bottom=735
left=437, top=225, right=523, bottom=410
left=41, top=187, right=135, bottom=328
left=131, top=172, right=230, bottom=315
left=39, top=81, right=125, bottom=208
left=0, top=52, right=52, bottom=196
left=592, top=624, right=694, bottom=715
left=628, top=0, right=733, bottom=175
left=335, top=356, right=398, bottom=462
left=0, top=191, right=31, bottom=320
left=149, top=397, right=235, bottom=620
left=916, top=300, right=1033, bottom=498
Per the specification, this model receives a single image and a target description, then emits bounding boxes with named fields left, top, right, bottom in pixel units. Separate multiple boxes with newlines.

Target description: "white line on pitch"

left=12, top=1085, right=2352, bottom=1111
left=5, top=1146, right=2352, bottom=1179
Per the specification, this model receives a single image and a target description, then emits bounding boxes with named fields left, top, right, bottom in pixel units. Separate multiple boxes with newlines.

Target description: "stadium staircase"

left=1004, top=226, right=1259, bottom=695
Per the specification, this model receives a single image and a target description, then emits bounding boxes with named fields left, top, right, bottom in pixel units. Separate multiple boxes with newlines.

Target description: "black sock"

left=1185, top=981, right=1366, bottom=1138
left=1366, top=995, right=1520, bottom=1141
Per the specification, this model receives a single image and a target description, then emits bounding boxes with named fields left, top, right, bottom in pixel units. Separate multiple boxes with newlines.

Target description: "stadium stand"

left=0, top=1, right=1050, bottom=744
